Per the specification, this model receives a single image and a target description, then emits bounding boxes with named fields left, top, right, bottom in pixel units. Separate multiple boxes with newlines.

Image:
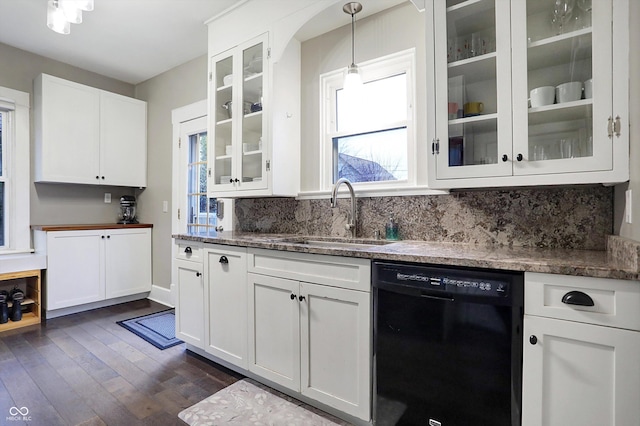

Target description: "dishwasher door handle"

left=419, top=292, right=454, bottom=302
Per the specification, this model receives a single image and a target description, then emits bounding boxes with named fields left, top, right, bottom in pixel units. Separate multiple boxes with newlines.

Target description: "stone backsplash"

left=234, top=185, right=613, bottom=250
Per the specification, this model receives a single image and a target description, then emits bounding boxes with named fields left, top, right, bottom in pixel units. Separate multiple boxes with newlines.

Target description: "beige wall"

left=134, top=55, right=208, bottom=290
left=614, top=1, right=640, bottom=242
left=0, top=42, right=137, bottom=226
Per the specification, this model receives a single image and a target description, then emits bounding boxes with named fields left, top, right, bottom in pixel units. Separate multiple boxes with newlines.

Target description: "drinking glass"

left=576, top=0, right=592, bottom=28
left=552, top=0, right=575, bottom=35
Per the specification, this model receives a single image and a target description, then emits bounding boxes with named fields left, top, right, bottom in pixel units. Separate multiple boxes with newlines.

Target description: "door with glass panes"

left=433, top=0, right=615, bottom=180
left=209, top=34, right=267, bottom=194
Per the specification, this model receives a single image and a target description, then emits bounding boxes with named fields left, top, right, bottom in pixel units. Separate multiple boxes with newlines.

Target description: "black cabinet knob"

left=184, top=246, right=192, bottom=254
left=502, top=154, right=508, bottom=162
left=196, top=272, right=201, bottom=277
left=529, top=335, right=538, bottom=345
left=219, top=256, right=228, bottom=264
left=298, top=295, right=306, bottom=302
left=229, top=178, right=234, bottom=183
left=96, top=176, right=100, bottom=180
left=107, top=235, right=110, bottom=239
left=234, top=178, right=240, bottom=183
left=516, top=154, right=523, bottom=162
left=290, top=293, right=296, bottom=300
left=101, top=176, right=105, bottom=180
left=101, top=235, right=105, bottom=239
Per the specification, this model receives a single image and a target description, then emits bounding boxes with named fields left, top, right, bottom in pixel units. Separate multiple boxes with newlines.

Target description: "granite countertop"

left=174, top=232, right=640, bottom=281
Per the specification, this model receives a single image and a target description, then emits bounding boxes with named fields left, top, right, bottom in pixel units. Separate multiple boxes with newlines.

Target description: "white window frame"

left=0, top=87, right=30, bottom=255
left=319, top=48, right=417, bottom=192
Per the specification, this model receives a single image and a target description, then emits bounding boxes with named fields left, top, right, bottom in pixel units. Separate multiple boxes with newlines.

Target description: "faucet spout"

left=330, top=178, right=357, bottom=238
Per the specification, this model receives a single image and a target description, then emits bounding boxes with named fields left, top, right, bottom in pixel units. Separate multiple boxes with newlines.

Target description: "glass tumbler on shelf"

left=552, top=0, right=575, bottom=35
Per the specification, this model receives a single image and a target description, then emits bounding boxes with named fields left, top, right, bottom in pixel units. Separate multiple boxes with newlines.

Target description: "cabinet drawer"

left=248, top=248, right=371, bottom=292
left=175, top=241, right=203, bottom=262
left=525, top=272, right=640, bottom=331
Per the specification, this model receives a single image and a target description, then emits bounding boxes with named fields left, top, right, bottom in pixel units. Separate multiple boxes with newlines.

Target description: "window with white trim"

left=320, top=49, right=416, bottom=190
left=0, top=86, right=30, bottom=254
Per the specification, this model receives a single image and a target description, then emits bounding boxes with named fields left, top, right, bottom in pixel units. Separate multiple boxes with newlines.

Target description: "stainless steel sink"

left=277, top=237, right=390, bottom=250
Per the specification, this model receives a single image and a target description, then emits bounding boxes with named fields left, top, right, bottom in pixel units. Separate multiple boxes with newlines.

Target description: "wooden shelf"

left=0, top=269, right=41, bottom=333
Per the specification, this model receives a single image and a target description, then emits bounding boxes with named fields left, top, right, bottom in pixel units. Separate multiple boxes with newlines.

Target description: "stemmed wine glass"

left=576, top=0, right=592, bottom=28
left=552, top=0, right=575, bottom=35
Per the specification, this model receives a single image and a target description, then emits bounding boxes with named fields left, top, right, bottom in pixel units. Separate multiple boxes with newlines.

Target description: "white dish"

left=223, top=74, right=233, bottom=86
left=556, top=81, right=583, bottom=103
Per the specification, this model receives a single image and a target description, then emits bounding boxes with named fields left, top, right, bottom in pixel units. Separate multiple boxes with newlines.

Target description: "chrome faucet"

left=330, top=178, right=356, bottom=238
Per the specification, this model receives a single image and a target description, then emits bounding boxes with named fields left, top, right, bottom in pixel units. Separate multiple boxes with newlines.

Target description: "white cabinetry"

left=207, top=23, right=301, bottom=198
left=522, top=273, right=640, bottom=426
left=175, top=242, right=205, bottom=348
left=34, top=73, right=147, bottom=187
left=427, top=0, right=628, bottom=188
left=247, top=248, right=371, bottom=421
left=38, top=227, right=152, bottom=314
left=204, top=245, right=248, bottom=368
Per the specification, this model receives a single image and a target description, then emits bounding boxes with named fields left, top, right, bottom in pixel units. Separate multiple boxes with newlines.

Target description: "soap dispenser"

left=385, top=217, right=399, bottom=241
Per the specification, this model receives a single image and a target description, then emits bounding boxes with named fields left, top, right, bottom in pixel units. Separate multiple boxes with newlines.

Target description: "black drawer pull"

left=290, top=293, right=296, bottom=300
left=561, top=290, right=594, bottom=307
left=529, top=335, right=537, bottom=345
left=219, top=256, right=228, bottom=264
left=184, top=246, right=192, bottom=254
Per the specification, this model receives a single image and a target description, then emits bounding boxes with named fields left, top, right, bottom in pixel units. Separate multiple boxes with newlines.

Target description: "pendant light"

left=343, top=2, right=363, bottom=92
left=60, top=0, right=83, bottom=24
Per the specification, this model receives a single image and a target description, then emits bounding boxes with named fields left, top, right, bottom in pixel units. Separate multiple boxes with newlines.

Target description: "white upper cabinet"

left=427, top=0, right=629, bottom=189
left=34, top=74, right=147, bottom=187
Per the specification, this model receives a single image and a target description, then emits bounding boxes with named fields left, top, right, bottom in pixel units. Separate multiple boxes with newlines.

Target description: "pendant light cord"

left=351, top=12, right=356, bottom=67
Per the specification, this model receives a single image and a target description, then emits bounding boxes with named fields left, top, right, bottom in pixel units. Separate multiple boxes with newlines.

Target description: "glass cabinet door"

left=511, top=0, right=612, bottom=175
left=240, top=40, right=265, bottom=187
left=434, top=0, right=513, bottom=179
left=211, top=52, right=235, bottom=189
left=209, top=34, right=268, bottom=194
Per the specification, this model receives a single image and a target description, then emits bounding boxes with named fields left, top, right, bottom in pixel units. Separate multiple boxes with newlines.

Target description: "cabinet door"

left=522, top=315, right=640, bottom=426
left=300, top=282, right=371, bottom=421
left=247, top=273, right=300, bottom=391
left=205, top=246, right=248, bottom=368
left=100, top=91, right=148, bottom=187
left=511, top=0, right=613, bottom=176
left=35, top=74, right=100, bottom=184
left=175, top=259, right=205, bottom=348
left=433, top=0, right=513, bottom=179
left=46, top=230, right=104, bottom=310
left=104, top=228, right=152, bottom=299
left=209, top=33, right=268, bottom=195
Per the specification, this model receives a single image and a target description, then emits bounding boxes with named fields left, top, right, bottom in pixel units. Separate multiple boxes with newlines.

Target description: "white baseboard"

left=45, top=293, right=149, bottom=319
left=147, top=284, right=173, bottom=308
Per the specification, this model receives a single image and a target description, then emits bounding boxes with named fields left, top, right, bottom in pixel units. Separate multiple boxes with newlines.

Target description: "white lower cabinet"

left=39, top=227, right=152, bottom=313
left=205, top=245, right=248, bottom=368
left=247, top=249, right=371, bottom=421
left=175, top=258, right=205, bottom=348
left=522, top=273, right=640, bottom=426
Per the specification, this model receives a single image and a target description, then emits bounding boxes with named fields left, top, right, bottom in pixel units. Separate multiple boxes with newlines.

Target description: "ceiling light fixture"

left=47, top=0, right=94, bottom=35
left=343, top=2, right=363, bottom=92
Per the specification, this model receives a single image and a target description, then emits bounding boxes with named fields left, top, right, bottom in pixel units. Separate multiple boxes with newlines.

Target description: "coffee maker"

left=117, top=195, right=138, bottom=224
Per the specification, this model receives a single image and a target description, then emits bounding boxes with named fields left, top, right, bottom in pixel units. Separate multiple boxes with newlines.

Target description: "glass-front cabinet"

left=209, top=33, right=268, bottom=194
left=429, top=0, right=628, bottom=188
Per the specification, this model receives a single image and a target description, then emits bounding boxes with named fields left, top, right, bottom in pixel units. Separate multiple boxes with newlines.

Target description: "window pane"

left=0, top=113, right=3, bottom=176
left=0, top=182, right=4, bottom=246
left=187, top=131, right=215, bottom=232
left=336, top=73, right=407, bottom=132
left=333, top=127, right=407, bottom=183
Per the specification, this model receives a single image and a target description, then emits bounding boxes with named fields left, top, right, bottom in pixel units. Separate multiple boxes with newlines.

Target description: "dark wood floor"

left=0, top=299, right=244, bottom=426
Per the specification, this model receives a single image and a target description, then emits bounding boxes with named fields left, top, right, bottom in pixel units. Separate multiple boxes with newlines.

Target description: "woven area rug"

left=117, top=309, right=182, bottom=349
left=179, top=378, right=351, bottom=425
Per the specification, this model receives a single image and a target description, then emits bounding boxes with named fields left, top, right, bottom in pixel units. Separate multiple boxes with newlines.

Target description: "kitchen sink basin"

left=277, top=237, right=391, bottom=250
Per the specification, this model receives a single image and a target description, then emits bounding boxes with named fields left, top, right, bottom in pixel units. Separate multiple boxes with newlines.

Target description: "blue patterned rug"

left=117, top=309, right=183, bottom=349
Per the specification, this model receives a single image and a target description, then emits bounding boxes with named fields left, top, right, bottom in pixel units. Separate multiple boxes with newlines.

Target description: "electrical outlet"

left=625, top=189, right=632, bottom=224
left=162, top=200, right=168, bottom=213
left=104, top=193, right=111, bottom=203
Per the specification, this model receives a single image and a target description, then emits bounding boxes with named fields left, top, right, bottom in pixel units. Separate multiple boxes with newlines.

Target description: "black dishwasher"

left=373, top=261, right=524, bottom=426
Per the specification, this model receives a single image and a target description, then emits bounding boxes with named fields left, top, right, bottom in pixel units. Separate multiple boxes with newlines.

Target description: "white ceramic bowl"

left=555, top=81, right=583, bottom=103
left=223, top=74, right=233, bottom=86
left=530, top=86, right=555, bottom=108
left=584, top=78, right=593, bottom=99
